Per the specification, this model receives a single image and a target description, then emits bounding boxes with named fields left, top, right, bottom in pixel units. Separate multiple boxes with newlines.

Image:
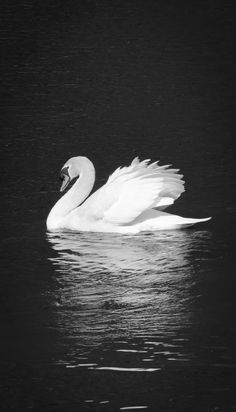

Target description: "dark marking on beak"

left=60, top=166, right=71, bottom=192
left=60, top=166, right=70, bottom=178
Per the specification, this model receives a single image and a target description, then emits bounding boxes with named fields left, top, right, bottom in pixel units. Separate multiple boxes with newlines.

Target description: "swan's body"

left=47, top=156, right=211, bottom=233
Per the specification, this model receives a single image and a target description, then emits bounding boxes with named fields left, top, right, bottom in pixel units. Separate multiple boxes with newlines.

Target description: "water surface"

left=1, top=1, right=236, bottom=411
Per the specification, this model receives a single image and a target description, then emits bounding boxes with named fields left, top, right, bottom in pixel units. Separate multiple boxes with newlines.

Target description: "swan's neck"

left=47, top=158, right=95, bottom=229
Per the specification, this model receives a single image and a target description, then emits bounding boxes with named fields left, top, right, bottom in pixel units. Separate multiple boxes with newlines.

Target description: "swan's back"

left=77, top=157, right=185, bottom=225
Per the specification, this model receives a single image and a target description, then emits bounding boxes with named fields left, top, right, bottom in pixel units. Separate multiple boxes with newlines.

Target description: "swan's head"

left=59, top=156, right=93, bottom=192
left=59, top=157, right=81, bottom=192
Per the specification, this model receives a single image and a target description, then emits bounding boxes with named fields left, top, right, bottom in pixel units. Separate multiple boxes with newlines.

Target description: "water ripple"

left=46, top=229, right=212, bottom=370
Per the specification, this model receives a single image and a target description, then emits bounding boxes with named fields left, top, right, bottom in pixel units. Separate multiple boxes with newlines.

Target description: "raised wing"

left=80, top=157, right=185, bottom=225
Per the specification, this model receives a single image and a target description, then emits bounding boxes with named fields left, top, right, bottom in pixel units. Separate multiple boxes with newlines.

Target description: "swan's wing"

left=81, top=157, right=185, bottom=225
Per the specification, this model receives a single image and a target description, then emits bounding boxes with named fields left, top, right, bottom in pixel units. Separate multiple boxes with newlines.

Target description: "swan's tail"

left=135, top=210, right=212, bottom=231
left=177, top=216, right=212, bottom=229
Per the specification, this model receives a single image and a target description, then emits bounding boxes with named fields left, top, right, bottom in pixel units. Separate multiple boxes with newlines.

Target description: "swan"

left=46, top=156, right=211, bottom=233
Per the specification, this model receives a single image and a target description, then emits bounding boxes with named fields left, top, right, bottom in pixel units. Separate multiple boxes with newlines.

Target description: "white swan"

left=46, top=156, right=211, bottom=233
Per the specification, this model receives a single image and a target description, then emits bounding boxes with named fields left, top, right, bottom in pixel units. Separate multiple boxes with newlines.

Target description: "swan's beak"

left=60, top=175, right=70, bottom=192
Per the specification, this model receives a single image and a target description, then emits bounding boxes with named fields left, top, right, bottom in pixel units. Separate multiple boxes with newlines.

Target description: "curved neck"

left=47, top=158, right=95, bottom=228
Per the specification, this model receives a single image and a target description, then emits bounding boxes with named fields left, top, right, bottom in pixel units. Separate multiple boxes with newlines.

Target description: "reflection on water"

left=47, top=230, right=211, bottom=370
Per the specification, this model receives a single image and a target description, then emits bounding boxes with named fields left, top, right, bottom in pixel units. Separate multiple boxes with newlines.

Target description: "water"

left=1, top=1, right=236, bottom=411
left=2, top=227, right=236, bottom=411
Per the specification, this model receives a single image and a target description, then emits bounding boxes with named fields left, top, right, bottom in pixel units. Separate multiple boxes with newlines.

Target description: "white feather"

left=81, top=157, right=185, bottom=225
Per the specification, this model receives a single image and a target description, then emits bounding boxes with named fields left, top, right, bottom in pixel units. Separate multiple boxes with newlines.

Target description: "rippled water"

left=2, top=222, right=236, bottom=411
left=47, top=230, right=210, bottom=352
left=44, top=229, right=235, bottom=410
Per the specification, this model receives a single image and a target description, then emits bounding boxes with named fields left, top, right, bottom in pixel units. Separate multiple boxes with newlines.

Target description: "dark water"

left=1, top=1, right=236, bottom=411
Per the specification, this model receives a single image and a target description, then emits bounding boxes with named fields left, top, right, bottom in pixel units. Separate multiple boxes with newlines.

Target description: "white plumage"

left=46, top=156, right=211, bottom=233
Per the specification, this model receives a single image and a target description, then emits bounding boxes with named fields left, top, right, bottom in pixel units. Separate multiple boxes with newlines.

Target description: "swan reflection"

left=47, top=230, right=211, bottom=351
